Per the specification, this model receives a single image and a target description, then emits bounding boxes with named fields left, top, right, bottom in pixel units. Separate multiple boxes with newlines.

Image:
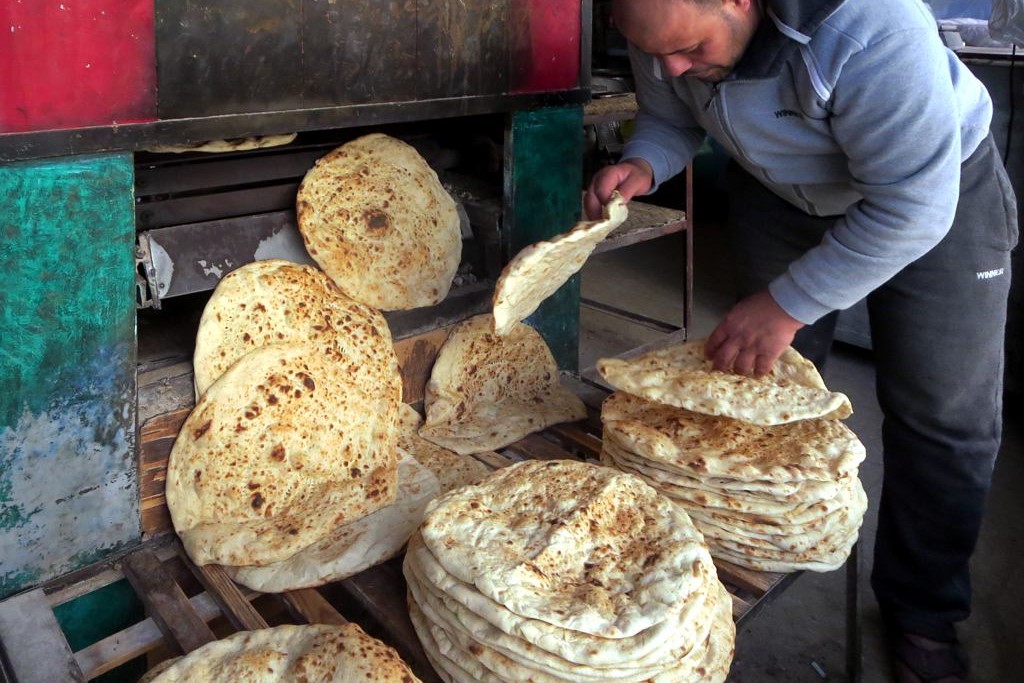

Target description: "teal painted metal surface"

left=506, top=106, right=584, bottom=371
left=0, top=153, right=139, bottom=599
left=55, top=579, right=146, bottom=682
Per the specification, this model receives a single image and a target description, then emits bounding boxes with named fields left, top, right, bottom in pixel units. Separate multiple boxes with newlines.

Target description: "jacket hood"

left=734, top=0, right=846, bottom=80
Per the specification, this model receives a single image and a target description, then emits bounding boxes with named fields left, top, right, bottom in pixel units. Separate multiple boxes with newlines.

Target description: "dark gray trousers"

left=725, top=133, right=1018, bottom=640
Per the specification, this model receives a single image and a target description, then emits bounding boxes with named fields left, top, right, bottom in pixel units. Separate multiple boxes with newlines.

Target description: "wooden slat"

left=74, top=591, right=225, bottom=680
left=139, top=408, right=191, bottom=537
left=338, top=564, right=441, bottom=683
left=0, top=589, right=85, bottom=683
left=470, top=450, right=517, bottom=470
left=505, top=433, right=576, bottom=461
left=140, top=409, right=191, bottom=465
left=46, top=567, right=123, bottom=608
left=141, top=504, right=174, bottom=539
left=122, top=550, right=217, bottom=654
left=280, top=589, right=348, bottom=626
left=393, top=326, right=453, bottom=405
left=547, top=422, right=604, bottom=459
left=730, top=592, right=752, bottom=621
left=713, top=559, right=782, bottom=596
left=187, top=561, right=269, bottom=631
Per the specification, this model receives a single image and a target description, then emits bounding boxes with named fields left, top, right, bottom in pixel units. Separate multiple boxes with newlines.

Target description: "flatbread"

left=142, top=133, right=297, bottom=154
left=405, top=549, right=704, bottom=681
left=601, top=391, right=865, bottom=483
left=418, top=459, right=714, bottom=638
left=193, top=259, right=400, bottom=401
left=405, top=533, right=715, bottom=668
left=600, top=438, right=852, bottom=522
left=492, top=193, right=628, bottom=335
left=407, top=571, right=734, bottom=683
left=296, top=133, right=461, bottom=310
left=146, top=623, right=421, bottom=682
left=226, top=451, right=439, bottom=592
left=166, top=342, right=398, bottom=566
left=396, top=403, right=489, bottom=493
left=597, top=339, right=852, bottom=425
left=419, top=314, right=586, bottom=454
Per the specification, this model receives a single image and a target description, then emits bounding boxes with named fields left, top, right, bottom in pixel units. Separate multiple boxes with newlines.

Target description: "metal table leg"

left=846, top=540, right=862, bottom=682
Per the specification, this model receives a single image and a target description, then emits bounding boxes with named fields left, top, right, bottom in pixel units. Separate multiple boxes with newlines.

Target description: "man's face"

left=615, top=0, right=761, bottom=83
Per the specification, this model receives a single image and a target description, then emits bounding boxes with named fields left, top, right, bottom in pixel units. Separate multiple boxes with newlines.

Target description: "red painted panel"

left=511, top=0, right=581, bottom=93
left=0, top=0, right=156, bottom=133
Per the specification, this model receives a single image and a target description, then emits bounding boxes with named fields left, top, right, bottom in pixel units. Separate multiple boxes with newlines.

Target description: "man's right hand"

left=584, top=158, right=655, bottom=219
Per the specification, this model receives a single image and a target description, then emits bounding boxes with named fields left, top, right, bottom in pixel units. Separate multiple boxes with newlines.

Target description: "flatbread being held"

left=597, top=339, right=852, bottom=425
left=145, top=623, right=422, bottom=682
left=297, top=133, right=461, bottom=311
left=492, top=192, right=629, bottom=335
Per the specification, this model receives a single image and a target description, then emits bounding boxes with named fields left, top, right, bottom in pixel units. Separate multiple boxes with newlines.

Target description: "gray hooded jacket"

left=623, top=0, right=992, bottom=323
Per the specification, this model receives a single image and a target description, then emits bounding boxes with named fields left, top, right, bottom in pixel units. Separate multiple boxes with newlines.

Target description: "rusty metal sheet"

left=302, top=0, right=419, bottom=107
left=156, top=1, right=304, bottom=118
left=416, top=0, right=509, bottom=99
left=138, top=211, right=316, bottom=301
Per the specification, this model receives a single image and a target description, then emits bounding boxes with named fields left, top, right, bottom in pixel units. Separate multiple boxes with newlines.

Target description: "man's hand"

left=705, top=290, right=804, bottom=376
left=584, top=158, right=654, bottom=219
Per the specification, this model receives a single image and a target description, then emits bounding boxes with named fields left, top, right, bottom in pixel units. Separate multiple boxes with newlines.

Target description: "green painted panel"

left=55, top=579, right=147, bottom=682
left=0, top=153, right=139, bottom=599
left=506, top=106, right=584, bottom=371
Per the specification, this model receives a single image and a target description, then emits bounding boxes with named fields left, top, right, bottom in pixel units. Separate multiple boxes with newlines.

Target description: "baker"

left=584, top=1, right=1018, bottom=681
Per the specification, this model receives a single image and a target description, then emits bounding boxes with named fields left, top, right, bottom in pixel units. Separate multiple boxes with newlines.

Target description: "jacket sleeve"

left=621, top=43, right=707, bottom=193
left=769, top=27, right=991, bottom=324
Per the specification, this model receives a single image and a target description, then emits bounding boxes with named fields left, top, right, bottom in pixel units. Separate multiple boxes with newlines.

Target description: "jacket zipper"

left=706, top=81, right=773, bottom=185
left=703, top=83, right=721, bottom=111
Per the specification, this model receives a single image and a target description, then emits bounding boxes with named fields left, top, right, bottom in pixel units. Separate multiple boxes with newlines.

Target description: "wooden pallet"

left=2, top=380, right=800, bottom=683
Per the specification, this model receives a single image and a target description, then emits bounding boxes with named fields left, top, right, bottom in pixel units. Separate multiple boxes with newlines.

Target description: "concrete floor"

left=579, top=226, right=1024, bottom=682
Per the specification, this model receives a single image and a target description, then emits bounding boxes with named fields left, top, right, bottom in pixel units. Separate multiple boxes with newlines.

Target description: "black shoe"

left=888, top=630, right=969, bottom=683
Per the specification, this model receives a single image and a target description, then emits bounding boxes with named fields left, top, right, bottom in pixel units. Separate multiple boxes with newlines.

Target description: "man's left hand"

left=705, top=290, right=804, bottom=376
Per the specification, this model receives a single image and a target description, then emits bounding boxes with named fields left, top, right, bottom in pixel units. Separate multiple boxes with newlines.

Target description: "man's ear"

left=724, top=0, right=757, bottom=13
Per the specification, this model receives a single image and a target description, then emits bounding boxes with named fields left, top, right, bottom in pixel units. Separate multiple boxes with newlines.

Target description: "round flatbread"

left=166, top=342, right=398, bottom=566
left=145, top=623, right=421, bottom=682
left=600, top=391, right=865, bottom=483
left=193, top=259, right=400, bottom=401
left=397, top=403, right=490, bottom=493
left=492, top=193, right=628, bottom=335
left=419, top=459, right=714, bottom=638
left=297, top=133, right=461, bottom=310
left=419, top=314, right=586, bottom=455
left=226, top=450, right=439, bottom=592
left=405, top=532, right=716, bottom=668
left=142, top=133, right=297, bottom=154
left=597, top=339, right=852, bottom=425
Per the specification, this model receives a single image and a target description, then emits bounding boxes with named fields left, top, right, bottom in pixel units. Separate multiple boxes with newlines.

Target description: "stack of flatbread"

left=418, top=313, right=586, bottom=454
left=404, top=459, right=736, bottom=683
left=169, top=260, right=455, bottom=592
left=143, top=622, right=422, bottom=682
left=597, top=340, right=868, bottom=572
